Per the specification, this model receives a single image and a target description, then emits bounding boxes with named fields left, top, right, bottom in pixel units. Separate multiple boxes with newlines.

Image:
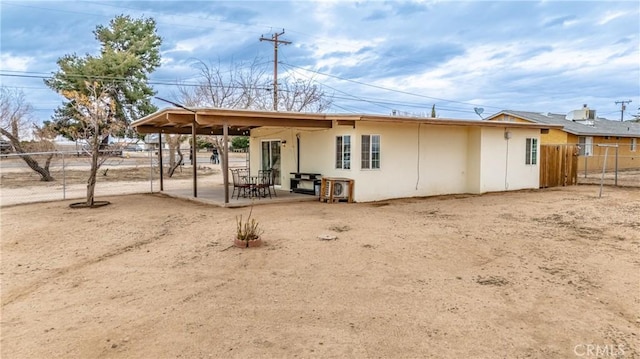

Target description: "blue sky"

left=1, top=0, right=639, bottom=123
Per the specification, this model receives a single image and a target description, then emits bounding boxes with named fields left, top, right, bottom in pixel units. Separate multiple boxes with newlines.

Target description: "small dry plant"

left=236, top=207, right=262, bottom=242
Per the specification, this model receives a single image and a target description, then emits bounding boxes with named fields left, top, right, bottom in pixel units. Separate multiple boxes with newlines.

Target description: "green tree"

left=231, top=136, right=249, bottom=150
left=431, top=104, right=437, bottom=118
left=196, top=137, right=214, bottom=150
left=45, top=15, right=162, bottom=206
left=45, top=15, right=162, bottom=139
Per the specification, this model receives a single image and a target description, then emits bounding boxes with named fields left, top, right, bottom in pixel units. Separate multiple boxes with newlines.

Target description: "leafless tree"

left=177, top=58, right=271, bottom=110
left=172, top=57, right=332, bottom=162
left=279, top=78, right=332, bottom=112
left=0, top=87, right=55, bottom=181
left=164, top=133, right=185, bottom=177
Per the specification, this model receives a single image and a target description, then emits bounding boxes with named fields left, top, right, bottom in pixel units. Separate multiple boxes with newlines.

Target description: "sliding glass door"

left=261, top=140, right=281, bottom=185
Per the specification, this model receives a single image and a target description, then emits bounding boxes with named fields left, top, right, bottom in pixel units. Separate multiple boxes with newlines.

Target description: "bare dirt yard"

left=1, top=185, right=639, bottom=358
left=578, top=169, right=640, bottom=188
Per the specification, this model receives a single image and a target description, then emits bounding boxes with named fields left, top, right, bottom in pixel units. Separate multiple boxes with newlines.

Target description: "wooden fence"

left=540, top=144, right=579, bottom=188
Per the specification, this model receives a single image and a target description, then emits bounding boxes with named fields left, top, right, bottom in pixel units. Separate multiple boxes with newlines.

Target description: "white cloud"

left=597, top=11, right=627, bottom=25
left=163, top=34, right=215, bottom=54
left=0, top=53, right=34, bottom=72
left=309, top=37, right=385, bottom=69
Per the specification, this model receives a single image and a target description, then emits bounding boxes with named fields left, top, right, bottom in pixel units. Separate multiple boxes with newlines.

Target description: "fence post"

left=614, top=146, right=618, bottom=186
left=62, top=151, right=66, bottom=200
left=584, top=155, right=588, bottom=178
left=599, top=147, right=609, bottom=198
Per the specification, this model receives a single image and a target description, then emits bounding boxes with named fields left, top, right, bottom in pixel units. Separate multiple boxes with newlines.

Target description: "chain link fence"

left=0, top=150, right=157, bottom=206
left=576, top=143, right=640, bottom=187
left=0, top=149, right=247, bottom=206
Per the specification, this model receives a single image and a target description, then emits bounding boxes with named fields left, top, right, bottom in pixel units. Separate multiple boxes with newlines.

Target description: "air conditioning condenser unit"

left=320, top=177, right=354, bottom=203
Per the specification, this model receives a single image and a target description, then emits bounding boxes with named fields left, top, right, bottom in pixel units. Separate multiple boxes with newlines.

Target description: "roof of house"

left=488, top=110, right=640, bottom=137
left=132, top=107, right=560, bottom=135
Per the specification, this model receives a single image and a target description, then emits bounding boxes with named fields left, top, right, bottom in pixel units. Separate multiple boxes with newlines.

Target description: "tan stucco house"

left=132, top=108, right=557, bottom=203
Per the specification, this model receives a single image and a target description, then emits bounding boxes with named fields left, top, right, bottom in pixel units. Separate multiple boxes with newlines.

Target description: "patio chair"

left=230, top=168, right=251, bottom=199
left=268, top=169, right=277, bottom=197
left=256, top=169, right=273, bottom=198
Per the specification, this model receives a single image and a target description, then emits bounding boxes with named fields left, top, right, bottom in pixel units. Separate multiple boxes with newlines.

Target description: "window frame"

left=361, top=134, right=381, bottom=170
left=525, top=138, right=538, bottom=165
left=335, top=135, right=351, bottom=169
left=578, top=136, right=593, bottom=156
left=631, top=138, right=637, bottom=152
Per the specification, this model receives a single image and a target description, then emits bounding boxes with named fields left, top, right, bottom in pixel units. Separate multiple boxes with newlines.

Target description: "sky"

left=1, top=0, right=639, bottom=124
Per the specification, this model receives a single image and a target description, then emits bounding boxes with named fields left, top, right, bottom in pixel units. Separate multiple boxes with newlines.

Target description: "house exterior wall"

left=470, top=127, right=540, bottom=192
left=487, top=114, right=566, bottom=145
left=247, top=128, right=297, bottom=186
left=250, top=122, right=541, bottom=202
left=542, top=128, right=568, bottom=145
left=466, top=127, right=482, bottom=194
left=569, top=134, right=640, bottom=172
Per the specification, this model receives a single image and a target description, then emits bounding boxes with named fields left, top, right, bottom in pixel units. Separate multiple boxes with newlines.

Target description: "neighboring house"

left=133, top=108, right=556, bottom=203
left=485, top=105, right=640, bottom=171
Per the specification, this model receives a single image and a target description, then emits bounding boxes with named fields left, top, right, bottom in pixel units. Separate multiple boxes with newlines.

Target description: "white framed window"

left=361, top=134, right=380, bottom=169
left=525, top=138, right=538, bottom=165
left=578, top=136, right=593, bottom=156
left=336, top=135, right=351, bottom=169
left=631, top=138, right=637, bottom=152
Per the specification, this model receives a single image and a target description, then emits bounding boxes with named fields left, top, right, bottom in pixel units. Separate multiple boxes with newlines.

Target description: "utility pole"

left=260, top=29, right=291, bottom=111
left=614, top=99, right=632, bottom=121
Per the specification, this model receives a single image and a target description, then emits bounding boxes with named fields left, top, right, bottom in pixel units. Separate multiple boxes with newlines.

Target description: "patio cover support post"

left=158, top=132, right=164, bottom=191
left=223, top=122, right=229, bottom=204
left=192, top=115, right=198, bottom=198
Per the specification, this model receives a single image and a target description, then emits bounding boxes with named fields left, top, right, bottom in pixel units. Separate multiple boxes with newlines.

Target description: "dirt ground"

left=1, top=185, right=639, bottom=358
left=578, top=169, right=640, bottom=188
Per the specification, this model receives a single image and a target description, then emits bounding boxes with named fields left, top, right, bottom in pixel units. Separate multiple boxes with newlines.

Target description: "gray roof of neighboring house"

left=489, top=110, right=640, bottom=137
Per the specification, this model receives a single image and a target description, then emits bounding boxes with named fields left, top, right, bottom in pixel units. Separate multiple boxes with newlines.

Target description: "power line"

left=280, top=62, right=503, bottom=111
left=0, top=72, right=271, bottom=91
left=279, top=62, right=396, bottom=113
left=280, top=61, right=480, bottom=115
